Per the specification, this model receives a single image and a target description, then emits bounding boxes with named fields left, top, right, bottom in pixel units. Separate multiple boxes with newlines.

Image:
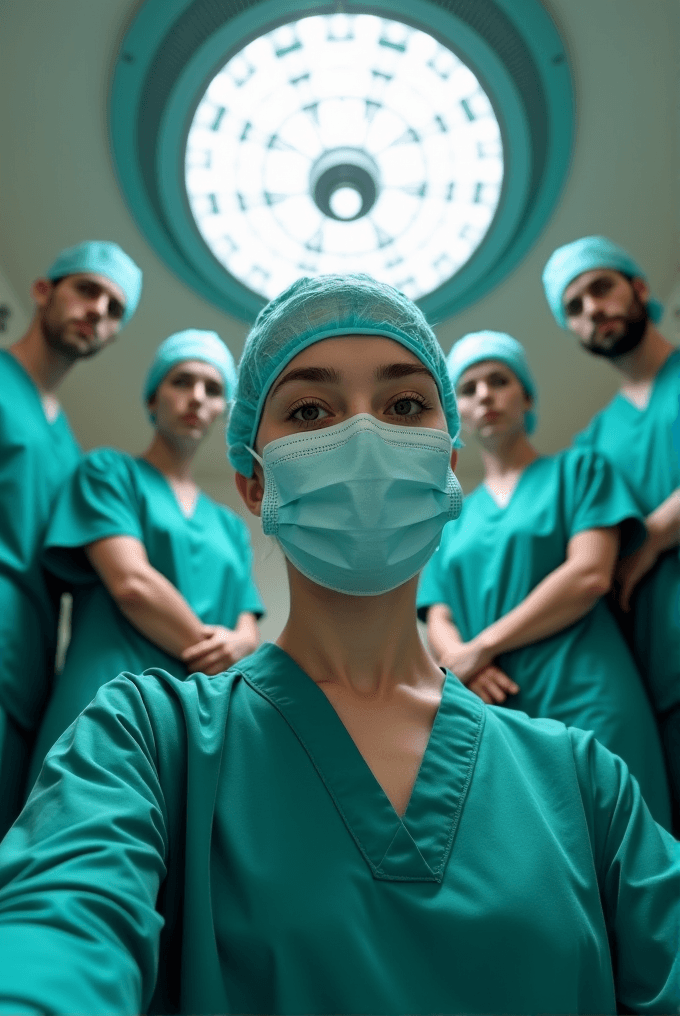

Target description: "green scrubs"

left=28, top=448, right=263, bottom=788
left=0, top=350, right=80, bottom=835
left=574, top=347, right=680, bottom=715
left=0, top=642, right=677, bottom=1015
left=417, top=446, right=671, bottom=828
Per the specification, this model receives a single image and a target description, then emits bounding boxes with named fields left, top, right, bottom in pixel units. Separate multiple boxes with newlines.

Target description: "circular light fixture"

left=110, top=0, right=574, bottom=322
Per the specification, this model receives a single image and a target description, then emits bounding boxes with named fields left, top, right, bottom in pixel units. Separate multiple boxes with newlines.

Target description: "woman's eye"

left=390, top=397, right=425, bottom=417
left=290, top=403, right=329, bottom=423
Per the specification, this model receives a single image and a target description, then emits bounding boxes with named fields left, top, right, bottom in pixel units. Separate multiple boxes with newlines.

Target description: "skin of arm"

left=430, top=526, right=619, bottom=690
left=426, top=604, right=519, bottom=705
left=617, top=487, right=680, bottom=611
left=86, top=536, right=258, bottom=674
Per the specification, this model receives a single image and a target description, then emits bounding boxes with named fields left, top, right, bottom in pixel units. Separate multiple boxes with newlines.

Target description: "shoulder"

left=76, top=447, right=137, bottom=482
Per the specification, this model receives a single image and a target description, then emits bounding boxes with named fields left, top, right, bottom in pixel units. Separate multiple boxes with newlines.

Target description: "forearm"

left=646, top=488, right=680, bottom=552
left=477, top=562, right=606, bottom=657
left=426, top=606, right=464, bottom=663
left=232, top=612, right=260, bottom=655
left=111, top=568, right=206, bottom=659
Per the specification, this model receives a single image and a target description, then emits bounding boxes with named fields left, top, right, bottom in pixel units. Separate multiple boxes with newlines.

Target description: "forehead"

left=164, top=359, right=223, bottom=384
left=458, top=359, right=514, bottom=388
left=65, top=272, right=127, bottom=307
left=563, top=268, right=624, bottom=303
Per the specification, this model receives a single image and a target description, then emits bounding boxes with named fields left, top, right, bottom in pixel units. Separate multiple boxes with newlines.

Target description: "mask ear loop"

left=247, top=446, right=264, bottom=467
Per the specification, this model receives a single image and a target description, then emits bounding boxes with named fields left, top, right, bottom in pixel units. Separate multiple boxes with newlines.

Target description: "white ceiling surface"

left=1, top=0, right=679, bottom=503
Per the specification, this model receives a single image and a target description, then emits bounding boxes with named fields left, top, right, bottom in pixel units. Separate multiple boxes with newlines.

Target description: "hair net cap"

left=542, top=235, right=663, bottom=329
left=227, top=274, right=460, bottom=476
left=143, top=330, right=238, bottom=410
left=46, top=241, right=143, bottom=325
left=448, top=330, right=538, bottom=435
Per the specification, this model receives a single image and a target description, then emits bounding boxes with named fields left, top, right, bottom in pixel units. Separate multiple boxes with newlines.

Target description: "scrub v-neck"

left=616, top=348, right=680, bottom=413
left=137, top=457, right=202, bottom=521
left=238, top=643, right=484, bottom=882
left=482, top=456, right=541, bottom=511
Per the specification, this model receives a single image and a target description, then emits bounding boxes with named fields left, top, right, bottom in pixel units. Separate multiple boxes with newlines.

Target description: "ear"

left=450, top=449, right=458, bottom=473
left=631, top=276, right=649, bottom=304
left=31, top=277, right=54, bottom=308
left=235, top=468, right=264, bottom=517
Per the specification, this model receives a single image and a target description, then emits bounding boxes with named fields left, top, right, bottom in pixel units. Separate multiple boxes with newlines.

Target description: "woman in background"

left=419, top=329, right=671, bottom=828
left=27, top=329, right=263, bottom=787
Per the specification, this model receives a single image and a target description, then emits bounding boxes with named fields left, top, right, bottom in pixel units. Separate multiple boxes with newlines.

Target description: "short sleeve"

left=564, top=447, right=646, bottom=555
left=569, top=728, right=680, bottom=1013
left=416, top=547, right=451, bottom=622
left=0, top=675, right=172, bottom=1014
left=231, top=516, right=265, bottom=620
left=42, top=448, right=144, bottom=583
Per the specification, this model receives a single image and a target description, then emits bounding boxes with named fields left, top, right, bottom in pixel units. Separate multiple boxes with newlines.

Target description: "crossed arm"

left=86, top=535, right=259, bottom=674
left=426, top=526, right=619, bottom=703
left=617, top=488, right=680, bottom=610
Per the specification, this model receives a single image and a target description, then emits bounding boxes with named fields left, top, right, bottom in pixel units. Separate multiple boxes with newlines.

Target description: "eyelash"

left=286, top=392, right=432, bottom=427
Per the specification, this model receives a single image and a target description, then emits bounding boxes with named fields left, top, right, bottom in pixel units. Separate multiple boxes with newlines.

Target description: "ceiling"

left=1, top=0, right=679, bottom=500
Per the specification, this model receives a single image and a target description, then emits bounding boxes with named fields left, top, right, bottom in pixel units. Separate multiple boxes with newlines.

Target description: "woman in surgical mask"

left=0, top=281, right=677, bottom=1016
left=419, top=330, right=671, bottom=828
left=26, top=330, right=263, bottom=789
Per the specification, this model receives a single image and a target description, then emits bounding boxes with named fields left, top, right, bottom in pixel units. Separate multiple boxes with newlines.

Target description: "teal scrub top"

left=574, top=347, right=680, bottom=713
left=30, top=448, right=264, bottom=782
left=417, top=446, right=671, bottom=828
left=0, top=642, right=677, bottom=1015
left=0, top=350, right=80, bottom=731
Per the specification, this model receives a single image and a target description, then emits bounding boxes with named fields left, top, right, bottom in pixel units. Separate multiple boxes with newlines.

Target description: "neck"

left=610, top=325, right=675, bottom=385
left=9, top=321, right=75, bottom=395
left=277, top=567, right=441, bottom=697
left=479, top=430, right=539, bottom=481
left=141, top=432, right=197, bottom=482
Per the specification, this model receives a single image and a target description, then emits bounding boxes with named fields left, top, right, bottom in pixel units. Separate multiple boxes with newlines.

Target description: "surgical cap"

left=46, top=241, right=143, bottom=324
left=542, top=235, right=663, bottom=329
left=448, top=331, right=538, bottom=435
left=227, top=274, right=460, bottom=476
left=143, top=330, right=237, bottom=411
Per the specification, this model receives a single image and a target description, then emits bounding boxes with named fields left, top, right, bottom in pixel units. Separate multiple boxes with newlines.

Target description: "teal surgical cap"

left=448, top=331, right=538, bottom=435
left=46, top=241, right=143, bottom=325
left=143, top=330, right=237, bottom=412
left=227, top=274, right=460, bottom=476
left=542, top=235, right=663, bottom=329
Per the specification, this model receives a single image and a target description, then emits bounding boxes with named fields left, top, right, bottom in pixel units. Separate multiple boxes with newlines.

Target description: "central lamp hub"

left=310, top=148, right=381, bottom=221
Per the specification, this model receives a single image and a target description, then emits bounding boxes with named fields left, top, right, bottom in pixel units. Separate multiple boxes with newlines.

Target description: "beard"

left=40, top=309, right=103, bottom=361
left=580, top=292, right=649, bottom=359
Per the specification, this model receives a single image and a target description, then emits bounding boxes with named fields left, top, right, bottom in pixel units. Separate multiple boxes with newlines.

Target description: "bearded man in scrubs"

left=543, top=235, right=680, bottom=832
left=0, top=240, right=142, bottom=836
left=0, top=275, right=676, bottom=1016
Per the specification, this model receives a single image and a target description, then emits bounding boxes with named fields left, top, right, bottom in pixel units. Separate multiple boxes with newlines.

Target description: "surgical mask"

left=248, top=413, right=462, bottom=596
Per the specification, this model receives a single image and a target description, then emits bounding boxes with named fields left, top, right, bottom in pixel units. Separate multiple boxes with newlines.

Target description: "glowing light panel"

left=185, top=13, right=504, bottom=301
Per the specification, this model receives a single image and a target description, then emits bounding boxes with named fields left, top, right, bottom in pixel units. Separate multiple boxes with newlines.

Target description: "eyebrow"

left=270, top=362, right=436, bottom=399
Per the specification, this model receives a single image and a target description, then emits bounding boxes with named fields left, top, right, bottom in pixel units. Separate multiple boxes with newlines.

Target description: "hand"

left=617, top=532, right=662, bottom=612
left=467, top=665, right=520, bottom=705
left=181, top=625, right=254, bottom=676
left=438, top=638, right=495, bottom=685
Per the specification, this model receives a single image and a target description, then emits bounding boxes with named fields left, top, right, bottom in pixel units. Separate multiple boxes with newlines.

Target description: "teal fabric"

left=574, top=347, right=680, bottom=712
left=227, top=274, right=460, bottom=476
left=47, top=241, right=142, bottom=323
left=417, top=447, right=672, bottom=828
left=0, top=350, right=81, bottom=733
left=0, top=644, right=677, bottom=1014
left=28, top=448, right=263, bottom=788
left=542, top=235, right=664, bottom=328
left=142, top=330, right=237, bottom=405
left=447, top=330, right=538, bottom=434
left=0, top=705, right=33, bottom=841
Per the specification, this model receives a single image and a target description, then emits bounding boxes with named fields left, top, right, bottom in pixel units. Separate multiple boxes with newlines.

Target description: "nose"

left=189, top=383, right=206, bottom=404
left=582, top=292, right=605, bottom=319
left=86, top=293, right=110, bottom=320
left=477, top=382, right=493, bottom=402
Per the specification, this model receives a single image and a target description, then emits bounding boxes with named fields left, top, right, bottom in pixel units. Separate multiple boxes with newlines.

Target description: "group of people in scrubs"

left=0, top=240, right=675, bottom=1014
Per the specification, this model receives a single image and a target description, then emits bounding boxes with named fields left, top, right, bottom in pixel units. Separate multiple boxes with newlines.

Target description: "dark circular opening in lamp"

left=311, top=147, right=380, bottom=221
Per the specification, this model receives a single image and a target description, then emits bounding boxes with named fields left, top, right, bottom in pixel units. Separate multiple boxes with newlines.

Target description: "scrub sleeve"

left=418, top=447, right=672, bottom=829
left=0, top=644, right=677, bottom=1014
left=27, top=448, right=264, bottom=790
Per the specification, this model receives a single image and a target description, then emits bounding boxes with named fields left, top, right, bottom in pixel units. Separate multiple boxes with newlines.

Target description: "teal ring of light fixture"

left=110, top=0, right=574, bottom=323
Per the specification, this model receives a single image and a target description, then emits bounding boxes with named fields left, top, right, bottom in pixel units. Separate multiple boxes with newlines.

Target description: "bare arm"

left=426, top=603, right=519, bottom=705
left=618, top=488, right=680, bottom=610
left=430, top=527, right=619, bottom=688
left=86, top=535, right=207, bottom=660
left=181, top=611, right=260, bottom=674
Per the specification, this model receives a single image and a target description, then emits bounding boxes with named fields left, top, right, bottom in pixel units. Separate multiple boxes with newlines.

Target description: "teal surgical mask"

left=248, top=413, right=462, bottom=596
